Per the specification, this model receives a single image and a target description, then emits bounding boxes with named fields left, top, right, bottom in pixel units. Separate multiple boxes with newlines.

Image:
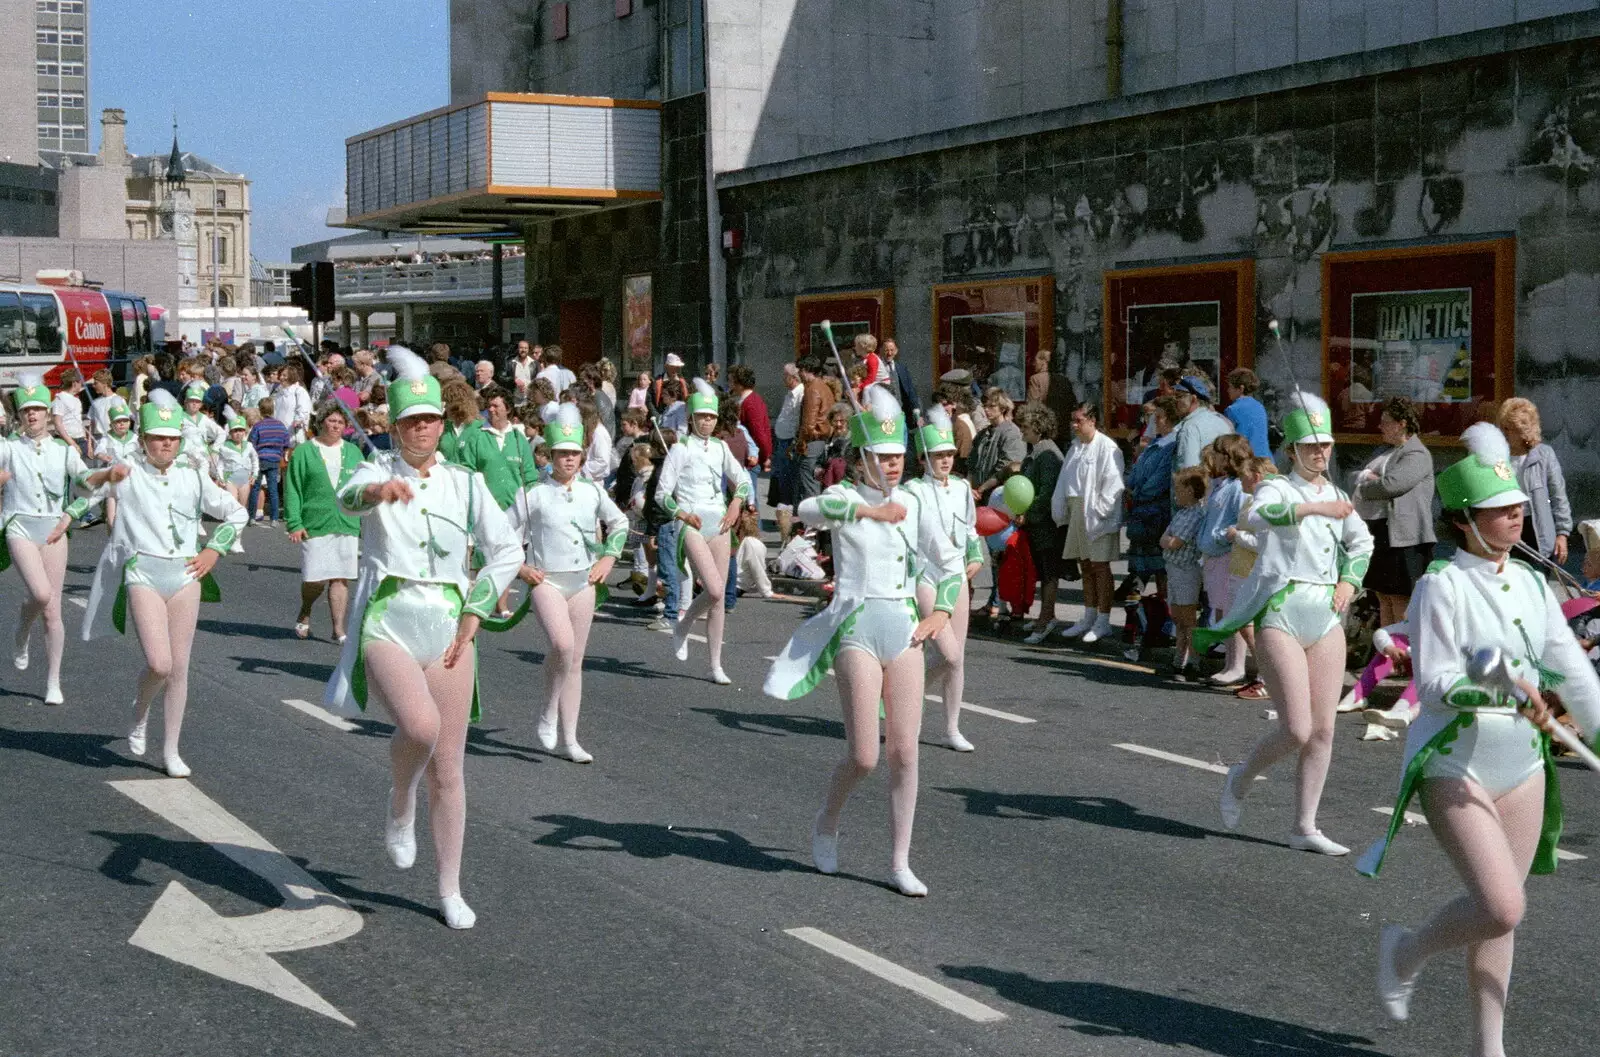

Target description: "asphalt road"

left=2, top=523, right=1597, bottom=1056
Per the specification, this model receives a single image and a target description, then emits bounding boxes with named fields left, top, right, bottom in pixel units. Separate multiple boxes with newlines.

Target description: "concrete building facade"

left=127, top=147, right=251, bottom=308
left=31, top=0, right=91, bottom=159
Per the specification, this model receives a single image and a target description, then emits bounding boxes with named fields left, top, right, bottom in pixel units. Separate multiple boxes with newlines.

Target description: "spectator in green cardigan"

left=438, top=378, right=520, bottom=509
left=285, top=401, right=364, bottom=642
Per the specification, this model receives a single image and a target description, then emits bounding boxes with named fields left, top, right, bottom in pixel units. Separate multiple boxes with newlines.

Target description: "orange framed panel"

left=1321, top=238, right=1514, bottom=444
left=1101, top=259, right=1255, bottom=436
left=930, top=275, right=1054, bottom=405
left=484, top=91, right=662, bottom=110
left=793, top=288, right=895, bottom=361
left=485, top=185, right=662, bottom=200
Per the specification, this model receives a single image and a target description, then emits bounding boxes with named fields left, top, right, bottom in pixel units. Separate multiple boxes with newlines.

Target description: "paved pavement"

left=2, top=523, right=1597, bottom=1056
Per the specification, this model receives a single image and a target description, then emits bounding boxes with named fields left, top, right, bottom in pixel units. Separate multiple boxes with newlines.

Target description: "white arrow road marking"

left=281, top=698, right=359, bottom=733
left=68, top=596, right=86, bottom=609
left=785, top=927, right=1006, bottom=1023
left=109, top=779, right=362, bottom=1026
left=1115, top=743, right=1266, bottom=779
left=1371, top=805, right=1585, bottom=860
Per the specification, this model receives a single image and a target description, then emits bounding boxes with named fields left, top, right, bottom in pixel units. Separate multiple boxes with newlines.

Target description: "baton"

left=280, top=326, right=374, bottom=452
left=818, top=319, right=889, bottom=493
left=1468, top=647, right=1600, bottom=774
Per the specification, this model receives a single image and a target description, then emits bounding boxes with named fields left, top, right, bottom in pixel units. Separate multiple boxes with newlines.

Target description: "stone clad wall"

left=722, top=37, right=1600, bottom=506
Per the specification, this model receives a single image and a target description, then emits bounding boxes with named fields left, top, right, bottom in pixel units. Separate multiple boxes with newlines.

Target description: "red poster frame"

left=793, top=288, right=894, bottom=360
left=930, top=275, right=1054, bottom=396
left=1102, top=260, right=1256, bottom=437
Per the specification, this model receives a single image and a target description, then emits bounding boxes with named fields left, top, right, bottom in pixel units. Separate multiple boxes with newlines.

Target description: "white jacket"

left=507, top=475, right=628, bottom=574
left=1050, top=431, right=1124, bottom=541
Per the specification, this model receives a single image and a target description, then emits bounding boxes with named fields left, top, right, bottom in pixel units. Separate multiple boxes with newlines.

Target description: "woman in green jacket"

left=285, top=401, right=363, bottom=641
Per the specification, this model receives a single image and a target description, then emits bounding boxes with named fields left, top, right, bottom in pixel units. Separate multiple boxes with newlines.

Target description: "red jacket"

left=737, top=389, right=773, bottom=464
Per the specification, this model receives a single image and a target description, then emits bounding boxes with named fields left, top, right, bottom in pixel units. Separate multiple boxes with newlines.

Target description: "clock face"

left=175, top=213, right=194, bottom=238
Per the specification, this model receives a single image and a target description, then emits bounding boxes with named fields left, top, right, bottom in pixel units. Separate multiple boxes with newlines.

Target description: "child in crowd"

left=1198, top=434, right=1253, bottom=685
left=628, top=372, right=651, bottom=410
left=1223, top=455, right=1276, bottom=700
left=624, top=439, right=658, bottom=595
left=1161, top=467, right=1210, bottom=678
left=248, top=397, right=291, bottom=523
left=733, top=505, right=774, bottom=599
left=612, top=408, right=648, bottom=514
left=1120, top=395, right=1180, bottom=660
left=211, top=415, right=257, bottom=553
left=819, top=404, right=851, bottom=488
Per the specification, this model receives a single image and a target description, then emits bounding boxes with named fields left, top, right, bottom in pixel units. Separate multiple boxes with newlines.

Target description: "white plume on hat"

left=692, top=377, right=717, bottom=402
left=925, top=404, right=953, bottom=432
left=16, top=370, right=43, bottom=390
left=1462, top=421, right=1512, bottom=465
left=1288, top=389, right=1331, bottom=422
left=552, top=403, right=582, bottom=433
left=539, top=401, right=561, bottom=424
left=864, top=383, right=903, bottom=422
left=146, top=388, right=179, bottom=410
left=386, top=344, right=429, bottom=382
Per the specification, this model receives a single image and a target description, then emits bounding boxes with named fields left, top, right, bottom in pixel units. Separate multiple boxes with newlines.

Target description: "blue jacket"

left=1124, top=434, right=1175, bottom=543
left=1198, top=476, right=1243, bottom=558
left=1225, top=396, right=1270, bottom=457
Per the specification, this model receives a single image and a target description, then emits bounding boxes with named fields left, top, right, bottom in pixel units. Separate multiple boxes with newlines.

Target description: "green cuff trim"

left=933, top=575, right=961, bottom=614
left=462, top=576, right=497, bottom=618
left=1338, top=552, right=1370, bottom=587
left=340, top=481, right=376, bottom=512
left=1257, top=501, right=1297, bottom=527
left=817, top=494, right=857, bottom=522
left=65, top=497, right=89, bottom=520
left=660, top=493, right=680, bottom=516
left=733, top=479, right=751, bottom=500
left=206, top=523, right=238, bottom=553
left=601, top=527, right=627, bottom=558
left=1442, top=676, right=1496, bottom=709
left=965, top=537, right=983, bottom=566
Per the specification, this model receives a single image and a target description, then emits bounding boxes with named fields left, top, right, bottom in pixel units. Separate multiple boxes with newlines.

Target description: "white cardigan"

left=1050, top=430, right=1124, bottom=541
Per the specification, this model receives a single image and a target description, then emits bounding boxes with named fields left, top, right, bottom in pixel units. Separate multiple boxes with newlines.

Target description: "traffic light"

left=289, top=262, right=336, bottom=323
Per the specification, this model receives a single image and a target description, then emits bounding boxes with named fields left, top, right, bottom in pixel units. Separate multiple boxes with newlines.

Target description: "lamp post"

left=186, top=165, right=222, bottom=341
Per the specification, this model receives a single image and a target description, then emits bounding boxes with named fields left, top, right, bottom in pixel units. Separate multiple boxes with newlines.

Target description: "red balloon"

left=976, top=506, right=1012, bottom=537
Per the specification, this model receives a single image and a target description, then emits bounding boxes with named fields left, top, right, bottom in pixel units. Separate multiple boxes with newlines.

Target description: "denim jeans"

left=725, top=550, right=738, bottom=611
left=770, top=438, right=796, bottom=508
left=797, top=440, right=827, bottom=501
left=250, top=464, right=281, bottom=521
left=656, top=519, right=681, bottom=620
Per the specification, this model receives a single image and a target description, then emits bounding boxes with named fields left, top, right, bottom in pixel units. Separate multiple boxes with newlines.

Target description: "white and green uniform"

left=903, top=472, right=983, bottom=578
left=0, top=432, right=94, bottom=553
left=1358, top=550, right=1600, bottom=876
left=322, top=450, right=523, bottom=720
left=506, top=475, right=628, bottom=601
left=656, top=432, right=751, bottom=572
left=764, top=481, right=964, bottom=699
left=94, top=431, right=140, bottom=466
left=81, top=454, right=247, bottom=638
left=179, top=411, right=225, bottom=474
left=213, top=437, right=259, bottom=488
left=1194, top=471, right=1372, bottom=651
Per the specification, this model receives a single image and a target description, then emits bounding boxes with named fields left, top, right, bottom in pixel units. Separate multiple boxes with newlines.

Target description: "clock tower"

left=159, top=124, right=200, bottom=313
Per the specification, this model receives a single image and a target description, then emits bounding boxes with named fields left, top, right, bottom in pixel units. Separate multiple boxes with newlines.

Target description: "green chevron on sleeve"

left=1256, top=500, right=1297, bottom=527
left=732, top=476, right=751, bottom=500
left=602, top=526, right=627, bottom=558
left=462, top=575, right=497, bottom=618
left=933, top=574, right=961, bottom=614
left=205, top=522, right=238, bottom=554
left=817, top=493, right=857, bottom=522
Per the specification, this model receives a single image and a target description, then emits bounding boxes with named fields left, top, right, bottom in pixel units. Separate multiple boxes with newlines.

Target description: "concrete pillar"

left=491, top=242, right=504, bottom=349
left=358, top=312, right=370, bottom=349
left=340, top=309, right=352, bottom=348
left=401, top=303, right=415, bottom=343
left=522, top=224, right=538, bottom=344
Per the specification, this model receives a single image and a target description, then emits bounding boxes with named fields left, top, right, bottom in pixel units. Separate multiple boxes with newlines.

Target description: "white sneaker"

left=536, top=711, right=558, bottom=751
left=811, top=814, right=839, bottom=875
left=12, top=636, right=28, bottom=671
left=43, top=682, right=63, bottom=706
left=386, top=789, right=416, bottom=869
left=1289, top=830, right=1350, bottom=856
left=1023, top=621, right=1060, bottom=645
left=1219, top=763, right=1246, bottom=830
left=164, top=756, right=191, bottom=779
left=561, top=742, right=594, bottom=764
left=128, top=719, right=147, bottom=758
left=1365, top=705, right=1414, bottom=730
left=229, top=540, right=243, bottom=554
left=1360, top=724, right=1398, bottom=742
left=1336, top=688, right=1366, bottom=713
left=440, top=893, right=477, bottom=930
left=710, top=666, right=732, bottom=685
left=940, top=731, right=975, bottom=752
left=1055, top=615, right=1094, bottom=639
left=673, top=619, right=691, bottom=661
left=888, top=866, right=928, bottom=897
left=1080, top=615, right=1114, bottom=644
left=1377, top=924, right=1417, bottom=1021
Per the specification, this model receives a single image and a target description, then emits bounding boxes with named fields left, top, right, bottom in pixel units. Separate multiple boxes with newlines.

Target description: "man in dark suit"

left=879, top=339, right=921, bottom=422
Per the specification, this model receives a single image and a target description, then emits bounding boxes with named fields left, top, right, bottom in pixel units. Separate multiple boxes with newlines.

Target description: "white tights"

left=916, top=580, right=968, bottom=738
left=678, top=529, right=729, bottom=670
left=817, top=645, right=926, bottom=872
left=364, top=640, right=477, bottom=900
left=1233, top=626, right=1345, bottom=834
left=11, top=535, right=67, bottom=696
left=1397, top=774, right=1545, bottom=1057
left=532, top=582, right=596, bottom=746
left=128, top=582, right=202, bottom=771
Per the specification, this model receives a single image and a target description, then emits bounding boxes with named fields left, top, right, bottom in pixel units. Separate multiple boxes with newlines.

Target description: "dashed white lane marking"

left=1115, top=743, right=1266, bottom=779
left=1371, top=806, right=1586, bottom=860
left=927, top=695, right=1036, bottom=724
left=281, top=698, right=358, bottom=733
left=68, top=596, right=86, bottom=609
left=689, top=633, right=707, bottom=643
left=784, top=927, right=1006, bottom=1023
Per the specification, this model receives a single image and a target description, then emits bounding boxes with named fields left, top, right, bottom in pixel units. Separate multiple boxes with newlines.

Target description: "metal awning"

left=342, top=93, right=662, bottom=235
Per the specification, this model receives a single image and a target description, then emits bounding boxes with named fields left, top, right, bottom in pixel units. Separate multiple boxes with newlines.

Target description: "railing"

left=333, top=258, right=526, bottom=303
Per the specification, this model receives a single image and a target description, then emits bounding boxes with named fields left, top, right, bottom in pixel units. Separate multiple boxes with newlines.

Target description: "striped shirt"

left=1164, top=504, right=1207, bottom=569
left=249, top=418, right=291, bottom=466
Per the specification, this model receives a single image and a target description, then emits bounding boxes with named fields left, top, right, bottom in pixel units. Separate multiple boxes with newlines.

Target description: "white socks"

left=440, top=892, right=476, bottom=930
left=811, top=813, right=839, bottom=875
left=43, top=680, right=62, bottom=706
left=1080, top=613, right=1114, bottom=644
left=536, top=709, right=558, bottom=751
left=560, top=742, right=593, bottom=764
left=673, top=618, right=691, bottom=661
left=710, top=666, right=731, bottom=685
left=889, top=866, right=928, bottom=897
left=13, top=627, right=28, bottom=671
left=164, top=755, right=191, bottom=779
left=386, top=785, right=418, bottom=869
left=128, top=716, right=148, bottom=757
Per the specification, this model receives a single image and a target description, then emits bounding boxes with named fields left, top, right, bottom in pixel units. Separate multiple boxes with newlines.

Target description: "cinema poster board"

left=793, top=288, right=894, bottom=361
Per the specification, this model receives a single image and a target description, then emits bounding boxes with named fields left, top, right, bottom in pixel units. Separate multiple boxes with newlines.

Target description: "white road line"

left=689, top=633, right=707, bottom=643
left=68, top=596, right=86, bottom=609
left=927, top=696, right=1036, bottom=724
left=281, top=698, right=358, bottom=733
left=1371, top=806, right=1586, bottom=859
left=1115, top=743, right=1261, bottom=777
left=784, top=927, right=1006, bottom=1023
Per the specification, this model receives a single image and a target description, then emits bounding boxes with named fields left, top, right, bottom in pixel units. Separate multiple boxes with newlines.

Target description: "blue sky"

left=92, top=0, right=449, bottom=262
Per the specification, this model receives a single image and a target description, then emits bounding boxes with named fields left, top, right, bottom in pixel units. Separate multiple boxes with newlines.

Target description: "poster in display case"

left=931, top=275, right=1053, bottom=404
left=793, top=288, right=894, bottom=361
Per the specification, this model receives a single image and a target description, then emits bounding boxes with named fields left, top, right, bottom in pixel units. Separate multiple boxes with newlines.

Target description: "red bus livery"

left=0, top=271, right=155, bottom=389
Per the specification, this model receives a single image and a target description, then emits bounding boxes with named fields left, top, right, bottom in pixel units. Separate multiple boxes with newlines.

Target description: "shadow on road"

left=0, top=725, right=159, bottom=771
left=936, top=787, right=1287, bottom=848
left=1010, top=653, right=1152, bottom=689
left=531, top=813, right=804, bottom=874
left=232, top=655, right=337, bottom=683
left=301, top=861, right=439, bottom=921
left=496, top=648, right=670, bottom=684
left=342, top=717, right=545, bottom=764
left=690, top=706, right=844, bottom=740
left=940, top=967, right=1388, bottom=1056
left=201, top=619, right=301, bottom=641
left=91, top=831, right=281, bottom=907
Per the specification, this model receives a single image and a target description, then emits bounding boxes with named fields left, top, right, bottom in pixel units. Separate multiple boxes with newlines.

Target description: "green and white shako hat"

left=183, top=381, right=208, bottom=403
left=140, top=389, right=183, bottom=437
left=544, top=402, right=584, bottom=452
left=227, top=413, right=248, bottom=432
left=1437, top=422, right=1529, bottom=511
left=385, top=344, right=443, bottom=420
left=108, top=398, right=133, bottom=423
left=688, top=376, right=720, bottom=417
left=848, top=384, right=907, bottom=455
left=919, top=403, right=957, bottom=453
left=13, top=371, right=50, bottom=411
left=1280, top=391, right=1335, bottom=447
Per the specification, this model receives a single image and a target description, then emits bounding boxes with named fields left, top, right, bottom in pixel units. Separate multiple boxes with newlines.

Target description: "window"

left=60, top=62, right=84, bottom=77
left=62, top=0, right=84, bottom=10
left=37, top=92, right=59, bottom=107
left=60, top=92, right=83, bottom=107
left=19, top=293, right=62, bottom=357
left=0, top=294, right=25, bottom=357
left=215, top=189, right=227, bottom=207
left=36, top=62, right=58, bottom=76
left=36, top=30, right=59, bottom=45
left=37, top=123, right=59, bottom=140
left=36, top=0, right=59, bottom=11
left=61, top=125, right=86, bottom=142
left=61, top=30, right=83, bottom=46
left=663, top=0, right=705, bottom=98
